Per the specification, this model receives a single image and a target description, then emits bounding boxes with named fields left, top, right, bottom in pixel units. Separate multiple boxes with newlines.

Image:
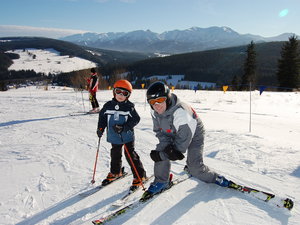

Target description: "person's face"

left=114, top=88, right=130, bottom=102
left=152, top=101, right=167, bottom=114
left=115, top=93, right=126, bottom=102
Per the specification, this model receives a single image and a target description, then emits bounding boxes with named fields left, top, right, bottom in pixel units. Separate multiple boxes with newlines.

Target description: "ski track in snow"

left=0, top=87, right=299, bottom=225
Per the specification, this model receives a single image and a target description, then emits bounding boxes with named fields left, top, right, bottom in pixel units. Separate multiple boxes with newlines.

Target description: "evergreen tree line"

left=236, top=36, right=300, bottom=91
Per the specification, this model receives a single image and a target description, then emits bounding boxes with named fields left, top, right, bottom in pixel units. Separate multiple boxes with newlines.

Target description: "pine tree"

left=277, top=35, right=300, bottom=90
left=231, top=74, right=240, bottom=91
left=240, top=41, right=256, bottom=91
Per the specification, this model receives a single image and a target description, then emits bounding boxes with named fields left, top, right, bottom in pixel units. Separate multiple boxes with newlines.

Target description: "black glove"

left=164, top=144, right=185, bottom=161
left=113, top=124, right=124, bottom=134
left=97, top=128, right=104, bottom=138
left=150, top=150, right=163, bottom=162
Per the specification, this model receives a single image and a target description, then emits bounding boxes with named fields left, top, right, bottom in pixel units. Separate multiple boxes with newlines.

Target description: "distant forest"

left=127, top=41, right=289, bottom=87
left=1, top=37, right=299, bottom=91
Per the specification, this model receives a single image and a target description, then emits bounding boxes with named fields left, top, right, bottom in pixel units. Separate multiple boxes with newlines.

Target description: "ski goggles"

left=114, top=88, right=130, bottom=97
left=148, top=96, right=167, bottom=105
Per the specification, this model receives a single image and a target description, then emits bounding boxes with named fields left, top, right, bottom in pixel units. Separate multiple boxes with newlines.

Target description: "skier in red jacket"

left=87, top=68, right=99, bottom=112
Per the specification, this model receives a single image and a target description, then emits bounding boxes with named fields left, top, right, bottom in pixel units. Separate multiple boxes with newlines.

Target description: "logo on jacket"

left=115, top=105, right=119, bottom=110
left=114, top=112, right=119, bottom=120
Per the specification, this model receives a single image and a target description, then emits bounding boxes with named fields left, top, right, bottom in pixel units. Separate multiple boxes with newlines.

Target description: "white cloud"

left=0, top=25, right=88, bottom=39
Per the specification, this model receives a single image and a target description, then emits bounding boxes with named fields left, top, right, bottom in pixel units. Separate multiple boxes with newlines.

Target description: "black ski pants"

left=110, top=141, right=146, bottom=178
left=89, top=92, right=99, bottom=109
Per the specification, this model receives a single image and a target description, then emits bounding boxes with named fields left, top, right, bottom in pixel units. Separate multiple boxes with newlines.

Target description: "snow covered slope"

left=7, top=48, right=97, bottom=75
left=0, top=87, right=299, bottom=225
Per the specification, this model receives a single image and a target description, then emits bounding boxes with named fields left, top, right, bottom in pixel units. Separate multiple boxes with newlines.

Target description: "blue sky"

left=1, top=0, right=299, bottom=37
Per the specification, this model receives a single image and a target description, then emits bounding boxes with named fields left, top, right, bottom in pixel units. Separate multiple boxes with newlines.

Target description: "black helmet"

left=91, top=68, right=96, bottom=73
left=146, top=81, right=171, bottom=107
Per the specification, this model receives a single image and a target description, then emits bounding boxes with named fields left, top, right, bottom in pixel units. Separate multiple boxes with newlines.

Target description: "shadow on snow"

left=0, top=115, right=79, bottom=127
left=16, top=187, right=127, bottom=225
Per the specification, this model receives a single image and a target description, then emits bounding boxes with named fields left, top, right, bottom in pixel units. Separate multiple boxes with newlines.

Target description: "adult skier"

left=144, top=81, right=232, bottom=198
left=87, top=68, right=99, bottom=112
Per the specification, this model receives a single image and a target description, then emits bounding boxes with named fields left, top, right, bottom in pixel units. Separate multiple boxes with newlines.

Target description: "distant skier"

left=96, top=79, right=147, bottom=190
left=87, top=68, right=99, bottom=113
left=143, top=81, right=232, bottom=198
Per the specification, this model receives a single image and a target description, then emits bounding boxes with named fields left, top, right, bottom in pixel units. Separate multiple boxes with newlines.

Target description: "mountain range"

left=61, top=26, right=297, bottom=54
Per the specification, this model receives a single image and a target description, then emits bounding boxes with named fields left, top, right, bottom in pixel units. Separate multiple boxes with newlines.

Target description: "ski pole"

left=80, top=85, right=86, bottom=112
left=91, top=138, right=101, bottom=184
left=119, top=134, right=146, bottom=190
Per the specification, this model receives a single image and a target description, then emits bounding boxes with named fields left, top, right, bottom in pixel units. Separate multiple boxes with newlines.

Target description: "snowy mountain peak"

left=60, top=26, right=298, bottom=54
left=221, top=26, right=234, bottom=32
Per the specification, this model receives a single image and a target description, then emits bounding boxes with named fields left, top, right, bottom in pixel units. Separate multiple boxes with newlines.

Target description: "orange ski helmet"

left=113, top=80, right=133, bottom=93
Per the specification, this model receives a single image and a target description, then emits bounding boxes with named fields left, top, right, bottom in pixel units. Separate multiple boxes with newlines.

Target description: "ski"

left=69, top=111, right=99, bottom=116
left=111, top=175, right=154, bottom=207
left=91, top=174, right=293, bottom=225
left=79, top=172, right=129, bottom=198
left=69, top=112, right=90, bottom=116
left=228, top=181, right=294, bottom=210
left=92, top=173, right=191, bottom=224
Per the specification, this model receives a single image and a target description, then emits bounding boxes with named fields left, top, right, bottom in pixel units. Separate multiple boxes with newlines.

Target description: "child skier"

left=96, top=79, right=147, bottom=190
left=87, top=68, right=99, bottom=113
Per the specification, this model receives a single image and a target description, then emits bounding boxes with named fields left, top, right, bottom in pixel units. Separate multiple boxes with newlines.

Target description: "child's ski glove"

left=97, top=128, right=104, bottom=138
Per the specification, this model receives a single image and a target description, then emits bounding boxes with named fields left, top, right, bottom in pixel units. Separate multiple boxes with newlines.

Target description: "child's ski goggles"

left=114, top=88, right=130, bottom=97
left=148, top=96, right=167, bottom=105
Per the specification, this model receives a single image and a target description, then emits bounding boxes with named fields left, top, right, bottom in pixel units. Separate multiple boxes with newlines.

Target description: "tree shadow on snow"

left=291, top=165, right=300, bottom=178
left=0, top=115, right=70, bottom=127
left=0, top=113, right=87, bottom=127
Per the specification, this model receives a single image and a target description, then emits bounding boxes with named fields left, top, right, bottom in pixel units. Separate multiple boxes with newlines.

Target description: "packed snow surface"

left=0, top=87, right=299, bottom=225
